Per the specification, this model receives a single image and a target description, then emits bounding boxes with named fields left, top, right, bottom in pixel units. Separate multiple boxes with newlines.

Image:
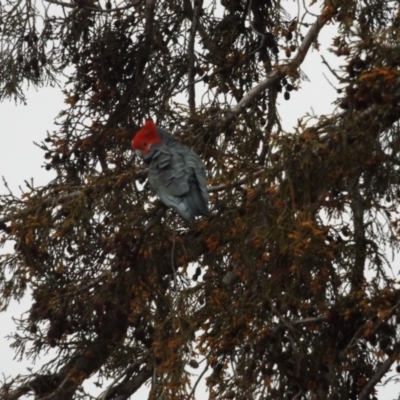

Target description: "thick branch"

left=43, top=0, right=141, bottom=12
left=5, top=336, right=114, bottom=400
left=358, top=356, right=396, bottom=400
left=103, top=368, right=152, bottom=400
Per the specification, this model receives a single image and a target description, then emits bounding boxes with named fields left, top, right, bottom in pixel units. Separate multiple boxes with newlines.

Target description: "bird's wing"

left=181, top=150, right=210, bottom=216
left=148, top=147, right=190, bottom=197
left=156, top=127, right=207, bottom=197
left=148, top=144, right=209, bottom=220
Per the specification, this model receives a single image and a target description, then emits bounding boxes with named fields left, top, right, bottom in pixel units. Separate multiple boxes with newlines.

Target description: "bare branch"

left=99, top=355, right=151, bottom=400
left=349, top=176, right=366, bottom=291
left=183, top=0, right=213, bottom=50
left=43, top=0, right=141, bottom=12
left=291, top=316, right=328, bottom=326
left=187, top=0, right=201, bottom=116
left=224, top=12, right=330, bottom=123
left=358, top=356, right=396, bottom=400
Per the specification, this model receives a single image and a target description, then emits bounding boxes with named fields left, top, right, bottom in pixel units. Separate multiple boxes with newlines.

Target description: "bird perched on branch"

left=132, top=120, right=210, bottom=222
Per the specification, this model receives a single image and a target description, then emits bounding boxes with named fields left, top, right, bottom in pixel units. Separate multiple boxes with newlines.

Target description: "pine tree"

left=1, top=1, right=400, bottom=399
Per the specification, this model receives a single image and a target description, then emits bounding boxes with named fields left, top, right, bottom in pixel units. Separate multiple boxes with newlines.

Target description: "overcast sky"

left=0, top=15, right=398, bottom=400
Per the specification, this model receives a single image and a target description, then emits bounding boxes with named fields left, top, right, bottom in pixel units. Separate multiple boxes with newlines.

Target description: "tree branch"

left=349, top=176, right=366, bottom=291
left=187, top=0, right=201, bottom=116
left=99, top=355, right=151, bottom=400
left=43, top=0, right=141, bottom=12
left=291, top=316, right=327, bottom=326
left=182, top=0, right=213, bottom=50
left=358, top=356, right=396, bottom=400
left=224, top=12, right=330, bottom=123
left=105, top=369, right=152, bottom=400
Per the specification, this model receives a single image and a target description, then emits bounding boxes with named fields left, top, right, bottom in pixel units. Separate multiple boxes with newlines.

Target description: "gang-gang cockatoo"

left=132, top=120, right=210, bottom=222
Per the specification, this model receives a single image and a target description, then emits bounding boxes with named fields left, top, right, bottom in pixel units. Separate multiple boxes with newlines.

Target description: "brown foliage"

left=1, top=0, right=400, bottom=399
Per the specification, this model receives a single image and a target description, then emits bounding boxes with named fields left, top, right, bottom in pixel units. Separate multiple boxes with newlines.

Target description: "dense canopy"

left=1, top=0, right=400, bottom=399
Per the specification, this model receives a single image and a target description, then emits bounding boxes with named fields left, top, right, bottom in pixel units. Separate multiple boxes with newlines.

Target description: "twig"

left=188, top=364, right=209, bottom=399
left=207, top=169, right=265, bottom=193
left=170, top=236, right=177, bottom=289
left=321, top=55, right=346, bottom=82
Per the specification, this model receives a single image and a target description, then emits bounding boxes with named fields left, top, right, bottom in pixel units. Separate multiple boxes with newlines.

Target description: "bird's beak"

left=134, top=149, right=144, bottom=158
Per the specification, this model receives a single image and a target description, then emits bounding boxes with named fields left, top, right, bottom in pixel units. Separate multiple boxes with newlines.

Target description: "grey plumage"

left=143, top=128, right=210, bottom=222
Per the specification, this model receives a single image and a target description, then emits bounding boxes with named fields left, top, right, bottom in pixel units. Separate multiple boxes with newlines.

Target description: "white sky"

left=0, top=12, right=399, bottom=400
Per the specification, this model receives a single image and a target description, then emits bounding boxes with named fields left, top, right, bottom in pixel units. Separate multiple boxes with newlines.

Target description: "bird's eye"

left=143, top=142, right=147, bottom=146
